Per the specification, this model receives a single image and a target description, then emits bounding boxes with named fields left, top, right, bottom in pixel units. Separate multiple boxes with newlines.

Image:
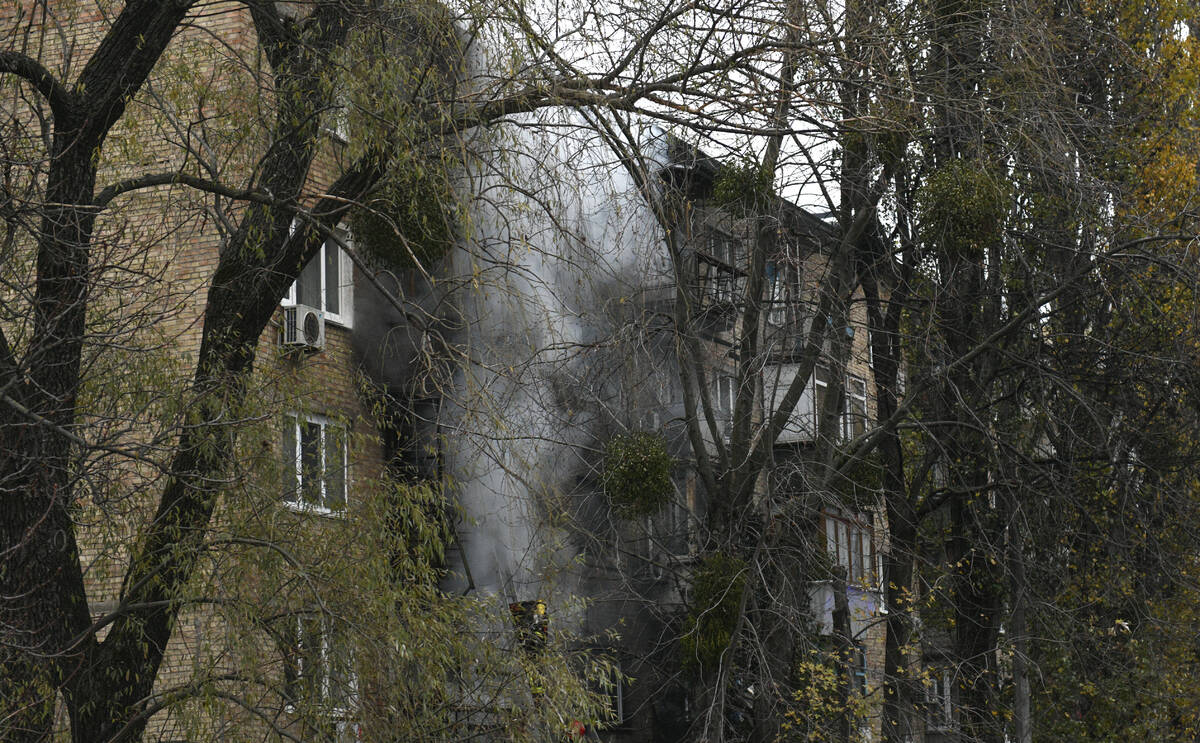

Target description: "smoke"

left=430, top=112, right=674, bottom=612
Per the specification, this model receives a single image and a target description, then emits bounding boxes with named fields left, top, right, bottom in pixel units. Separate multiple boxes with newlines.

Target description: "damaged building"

left=356, top=115, right=891, bottom=740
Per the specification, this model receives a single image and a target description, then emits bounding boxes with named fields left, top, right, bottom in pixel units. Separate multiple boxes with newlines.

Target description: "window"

left=284, top=225, right=354, bottom=328
left=844, top=375, right=868, bottom=439
left=600, top=662, right=625, bottom=726
left=326, top=93, right=350, bottom=142
left=767, top=262, right=788, bottom=327
left=643, top=496, right=688, bottom=577
left=709, top=235, right=734, bottom=266
left=283, top=414, right=348, bottom=513
left=823, top=509, right=875, bottom=584
left=283, top=614, right=357, bottom=713
left=701, top=261, right=736, bottom=304
left=696, top=234, right=742, bottom=307
left=812, top=370, right=869, bottom=440
left=925, top=667, right=953, bottom=732
left=713, top=374, right=736, bottom=423
left=656, top=495, right=690, bottom=559
left=587, top=658, right=626, bottom=729
left=851, top=643, right=868, bottom=695
left=813, top=364, right=831, bottom=432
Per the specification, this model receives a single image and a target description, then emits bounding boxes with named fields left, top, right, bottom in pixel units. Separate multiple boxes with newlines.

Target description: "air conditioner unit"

left=281, top=304, right=325, bottom=351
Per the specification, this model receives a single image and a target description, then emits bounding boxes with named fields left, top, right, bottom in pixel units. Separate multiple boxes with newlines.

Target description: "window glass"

left=721, top=376, right=735, bottom=416
left=327, top=627, right=357, bottom=710
left=825, top=513, right=835, bottom=561
left=846, top=376, right=868, bottom=438
left=285, top=615, right=325, bottom=704
left=852, top=644, right=868, bottom=694
left=282, top=224, right=353, bottom=327
left=325, top=425, right=346, bottom=511
left=324, top=235, right=341, bottom=315
left=285, top=415, right=348, bottom=512
left=601, top=663, right=624, bottom=724
left=927, top=669, right=953, bottom=730
left=823, top=510, right=875, bottom=583
left=297, top=257, right=322, bottom=308
left=767, top=262, right=785, bottom=326
left=300, top=420, right=322, bottom=507
left=284, top=615, right=356, bottom=712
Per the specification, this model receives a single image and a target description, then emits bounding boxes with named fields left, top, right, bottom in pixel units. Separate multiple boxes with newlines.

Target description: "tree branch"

left=0, top=51, right=75, bottom=120
left=94, top=171, right=284, bottom=209
left=246, top=0, right=296, bottom=71
left=74, top=0, right=198, bottom=140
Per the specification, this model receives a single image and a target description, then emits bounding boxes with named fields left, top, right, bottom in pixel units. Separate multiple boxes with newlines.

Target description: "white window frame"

left=284, top=614, right=358, bottom=716
left=925, top=667, right=954, bottom=732
left=767, top=262, right=788, bottom=327
left=812, top=370, right=869, bottom=440
left=283, top=224, right=354, bottom=329
left=823, top=509, right=876, bottom=585
left=813, top=365, right=830, bottom=432
left=843, top=375, right=868, bottom=440
left=711, top=374, right=736, bottom=423
left=595, top=660, right=625, bottom=728
left=284, top=413, right=349, bottom=514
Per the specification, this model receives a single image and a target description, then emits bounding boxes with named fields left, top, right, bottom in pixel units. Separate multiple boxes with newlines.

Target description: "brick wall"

left=0, top=4, right=389, bottom=740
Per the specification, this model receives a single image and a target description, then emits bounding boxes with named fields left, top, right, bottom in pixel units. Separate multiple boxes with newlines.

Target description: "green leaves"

left=680, top=552, right=746, bottom=674
left=349, top=157, right=459, bottom=271
left=712, top=161, right=775, bottom=215
left=917, top=159, right=1009, bottom=259
left=601, top=431, right=673, bottom=519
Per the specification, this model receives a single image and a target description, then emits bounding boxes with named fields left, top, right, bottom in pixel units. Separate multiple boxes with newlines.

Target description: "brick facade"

left=0, top=4, right=387, bottom=740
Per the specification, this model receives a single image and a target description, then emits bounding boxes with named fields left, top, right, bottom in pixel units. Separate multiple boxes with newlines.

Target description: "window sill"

left=282, top=500, right=347, bottom=519
left=282, top=704, right=359, bottom=725
left=278, top=302, right=352, bottom=330
left=321, top=125, right=349, bottom=145
left=807, top=578, right=886, bottom=596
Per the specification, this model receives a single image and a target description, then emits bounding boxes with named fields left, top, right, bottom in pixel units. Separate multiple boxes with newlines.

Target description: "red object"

left=568, top=720, right=587, bottom=738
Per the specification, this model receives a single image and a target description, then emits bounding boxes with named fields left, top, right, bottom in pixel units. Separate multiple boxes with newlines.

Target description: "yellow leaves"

left=1129, top=146, right=1199, bottom=219
left=780, top=651, right=873, bottom=743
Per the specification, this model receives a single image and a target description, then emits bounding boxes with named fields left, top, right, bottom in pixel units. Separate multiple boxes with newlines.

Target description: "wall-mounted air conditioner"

left=281, top=304, right=325, bottom=351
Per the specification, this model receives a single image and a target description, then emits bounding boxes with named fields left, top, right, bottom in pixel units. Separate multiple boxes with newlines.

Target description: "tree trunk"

left=832, top=569, right=854, bottom=743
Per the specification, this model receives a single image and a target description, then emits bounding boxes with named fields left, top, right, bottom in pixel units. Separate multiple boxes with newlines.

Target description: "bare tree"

left=0, top=1, right=812, bottom=741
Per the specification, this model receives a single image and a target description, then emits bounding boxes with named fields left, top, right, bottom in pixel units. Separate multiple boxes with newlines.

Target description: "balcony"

left=808, top=580, right=884, bottom=638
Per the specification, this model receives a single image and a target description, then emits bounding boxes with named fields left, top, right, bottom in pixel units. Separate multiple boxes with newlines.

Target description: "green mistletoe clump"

left=602, top=431, right=673, bottom=518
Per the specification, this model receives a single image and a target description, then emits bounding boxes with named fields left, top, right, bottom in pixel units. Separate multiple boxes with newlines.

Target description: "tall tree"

left=0, top=1, right=794, bottom=740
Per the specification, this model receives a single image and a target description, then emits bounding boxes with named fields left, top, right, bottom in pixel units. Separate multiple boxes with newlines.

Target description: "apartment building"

left=78, top=115, right=382, bottom=743
left=388, top=122, right=892, bottom=741
left=1, top=3, right=895, bottom=741
left=0, top=3, right=399, bottom=742
left=665, top=143, right=889, bottom=742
